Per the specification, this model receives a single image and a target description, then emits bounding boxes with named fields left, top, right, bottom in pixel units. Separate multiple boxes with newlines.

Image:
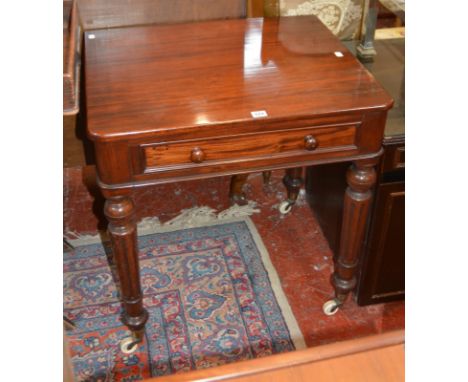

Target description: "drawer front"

left=393, top=146, right=405, bottom=169
left=139, top=123, right=358, bottom=174
left=382, top=143, right=405, bottom=173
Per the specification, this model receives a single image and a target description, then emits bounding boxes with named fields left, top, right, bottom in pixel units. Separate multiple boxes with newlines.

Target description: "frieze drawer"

left=137, top=123, right=359, bottom=174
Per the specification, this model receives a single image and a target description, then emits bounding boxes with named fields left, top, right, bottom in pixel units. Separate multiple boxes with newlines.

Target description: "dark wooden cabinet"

left=360, top=178, right=404, bottom=304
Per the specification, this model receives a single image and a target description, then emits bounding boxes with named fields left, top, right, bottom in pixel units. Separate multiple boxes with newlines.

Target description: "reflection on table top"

left=343, top=38, right=404, bottom=138
left=84, top=16, right=392, bottom=142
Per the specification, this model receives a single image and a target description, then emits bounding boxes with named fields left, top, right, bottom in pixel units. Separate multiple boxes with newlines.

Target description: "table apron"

left=96, top=148, right=383, bottom=191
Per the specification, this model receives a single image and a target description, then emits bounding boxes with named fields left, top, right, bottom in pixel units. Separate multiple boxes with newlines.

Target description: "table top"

left=85, top=16, right=392, bottom=142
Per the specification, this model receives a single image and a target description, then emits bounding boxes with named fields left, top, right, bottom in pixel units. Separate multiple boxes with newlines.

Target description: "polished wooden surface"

left=148, top=330, right=404, bottom=382
left=219, top=345, right=404, bottom=382
left=64, top=0, right=248, bottom=166
left=85, top=17, right=392, bottom=142
left=85, top=16, right=392, bottom=190
left=333, top=159, right=378, bottom=304
left=84, top=16, right=392, bottom=333
left=142, top=124, right=357, bottom=169
left=103, top=193, right=149, bottom=331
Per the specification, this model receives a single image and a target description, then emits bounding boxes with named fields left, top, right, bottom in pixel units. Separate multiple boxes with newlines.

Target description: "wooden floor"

left=216, top=345, right=404, bottom=382
left=150, top=330, right=404, bottom=382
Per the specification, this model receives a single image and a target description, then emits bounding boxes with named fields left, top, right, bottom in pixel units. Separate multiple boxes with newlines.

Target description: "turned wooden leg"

left=104, top=193, right=148, bottom=338
left=262, top=171, right=272, bottom=185
left=356, top=0, right=378, bottom=62
left=279, top=167, right=303, bottom=214
left=229, top=174, right=249, bottom=205
left=324, top=160, right=377, bottom=315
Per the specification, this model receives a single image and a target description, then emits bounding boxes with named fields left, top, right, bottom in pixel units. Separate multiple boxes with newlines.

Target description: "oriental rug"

left=64, top=217, right=305, bottom=381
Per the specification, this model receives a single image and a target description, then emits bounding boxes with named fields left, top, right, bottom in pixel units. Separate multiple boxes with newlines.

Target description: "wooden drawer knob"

left=304, top=135, right=317, bottom=150
left=190, top=147, right=205, bottom=163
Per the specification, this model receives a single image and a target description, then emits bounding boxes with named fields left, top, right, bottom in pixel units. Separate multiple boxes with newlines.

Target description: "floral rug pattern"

left=64, top=220, right=299, bottom=381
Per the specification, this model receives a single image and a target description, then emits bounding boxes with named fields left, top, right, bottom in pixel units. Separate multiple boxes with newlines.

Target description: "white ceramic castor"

left=322, top=299, right=340, bottom=316
left=120, top=337, right=139, bottom=354
left=279, top=200, right=293, bottom=214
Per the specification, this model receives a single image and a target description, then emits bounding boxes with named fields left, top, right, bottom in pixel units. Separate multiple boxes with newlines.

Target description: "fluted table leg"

left=323, top=159, right=377, bottom=315
left=103, top=192, right=148, bottom=350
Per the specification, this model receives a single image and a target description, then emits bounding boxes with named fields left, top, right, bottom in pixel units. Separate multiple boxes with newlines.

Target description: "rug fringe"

left=64, top=202, right=260, bottom=246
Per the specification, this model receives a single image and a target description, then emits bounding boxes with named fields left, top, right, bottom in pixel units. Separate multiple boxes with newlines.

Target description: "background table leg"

left=262, top=171, right=272, bottom=185
left=229, top=173, right=250, bottom=205
left=103, top=192, right=148, bottom=342
left=279, top=167, right=303, bottom=214
left=357, top=0, right=379, bottom=61
left=324, top=160, right=377, bottom=315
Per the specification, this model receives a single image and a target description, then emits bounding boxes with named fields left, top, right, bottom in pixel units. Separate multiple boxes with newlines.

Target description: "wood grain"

left=225, top=345, right=404, bottom=382
left=84, top=17, right=392, bottom=142
left=103, top=194, right=148, bottom=331
left=332, top=159, right=378, bottom=304
left=143, top=124, right=357, bottom=169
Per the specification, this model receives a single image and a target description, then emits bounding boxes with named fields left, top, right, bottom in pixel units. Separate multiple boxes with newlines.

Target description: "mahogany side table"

left=84, top=16, right=392, bottom=350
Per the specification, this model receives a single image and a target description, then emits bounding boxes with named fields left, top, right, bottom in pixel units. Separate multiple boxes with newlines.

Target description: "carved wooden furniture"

left=84, top=16, right=392, bottom=350
left=306, top=37, right=404, bottom=305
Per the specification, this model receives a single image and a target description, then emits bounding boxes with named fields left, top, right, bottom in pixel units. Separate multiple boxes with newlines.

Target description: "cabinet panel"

left=356, top=182, right=405, bottom=305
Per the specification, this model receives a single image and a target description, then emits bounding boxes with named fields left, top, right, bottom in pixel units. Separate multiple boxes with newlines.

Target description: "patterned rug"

left=64, top=217, right=305, bottom=381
